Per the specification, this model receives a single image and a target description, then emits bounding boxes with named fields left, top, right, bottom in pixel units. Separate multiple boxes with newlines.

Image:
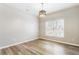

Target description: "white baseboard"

left=1, top=37, right=79, bottom=50
left=41, top=38, right=79, bottom=47
left=0, top=38, right=38, bottom=49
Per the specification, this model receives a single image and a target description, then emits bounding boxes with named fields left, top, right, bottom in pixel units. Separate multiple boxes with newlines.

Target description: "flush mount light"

left=39, top=3, right=46, bottom=17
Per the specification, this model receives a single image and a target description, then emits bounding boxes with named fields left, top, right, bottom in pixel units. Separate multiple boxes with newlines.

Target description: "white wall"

left=40, top=5, right=79, bottom=46
left=0, top=4, right=38, bottom=48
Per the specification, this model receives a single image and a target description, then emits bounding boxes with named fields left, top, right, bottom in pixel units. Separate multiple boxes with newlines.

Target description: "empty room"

left=0, top=3, right=79, bottom=55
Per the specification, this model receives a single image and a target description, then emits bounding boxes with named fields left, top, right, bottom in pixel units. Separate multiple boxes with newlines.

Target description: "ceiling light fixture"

left=39, top=3, right=46, bottom=17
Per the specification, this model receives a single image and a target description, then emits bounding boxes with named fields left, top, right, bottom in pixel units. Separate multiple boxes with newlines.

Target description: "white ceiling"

left=3, top=3, right=79, bottom=16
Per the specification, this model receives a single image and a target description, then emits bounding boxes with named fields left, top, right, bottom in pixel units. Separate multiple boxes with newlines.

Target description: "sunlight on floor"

left=42, top=42, right=65, bottom=54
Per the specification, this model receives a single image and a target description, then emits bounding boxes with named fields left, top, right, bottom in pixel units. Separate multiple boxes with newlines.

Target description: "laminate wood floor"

left=0, top=39, right=79, bottom=55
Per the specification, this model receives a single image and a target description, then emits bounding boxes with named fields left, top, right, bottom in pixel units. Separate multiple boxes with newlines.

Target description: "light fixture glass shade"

left=39, top=10, right=46, bottom=17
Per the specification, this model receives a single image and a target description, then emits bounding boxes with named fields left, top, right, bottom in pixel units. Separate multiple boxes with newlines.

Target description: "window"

left=45, top=19, right=64, bottom=38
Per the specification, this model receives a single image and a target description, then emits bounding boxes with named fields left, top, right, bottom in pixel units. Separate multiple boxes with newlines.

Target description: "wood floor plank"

left=0, top=39, right=79, bottom=55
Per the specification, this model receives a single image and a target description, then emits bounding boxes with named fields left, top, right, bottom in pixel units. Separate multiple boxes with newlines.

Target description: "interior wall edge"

left=0, top=37, right=38, bottom=50
left=41, top=38, right=79, bottom=47
left=47, top=5, right=79, bottom=16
